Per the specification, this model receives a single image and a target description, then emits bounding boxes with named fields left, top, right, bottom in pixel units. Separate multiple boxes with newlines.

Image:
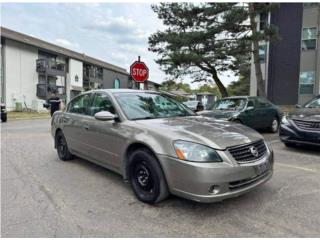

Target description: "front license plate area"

left=255, top=161, right=269, bottom=175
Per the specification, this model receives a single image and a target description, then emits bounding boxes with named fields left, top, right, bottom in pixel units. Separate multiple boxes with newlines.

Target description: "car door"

left=255, top=97, right=272, bottom=128
left=81, top=92, right=126, bottom=170
left=62, top=93, right=93, bottom=154
left=241, top=98, right=260, bottom=128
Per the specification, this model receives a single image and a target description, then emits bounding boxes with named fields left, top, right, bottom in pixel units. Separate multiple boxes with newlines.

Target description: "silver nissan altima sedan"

left=51, top=89, right=274, bottom=204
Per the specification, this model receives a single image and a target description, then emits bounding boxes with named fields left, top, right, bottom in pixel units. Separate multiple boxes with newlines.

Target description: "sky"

left=1, top=3, right=235, bottom=88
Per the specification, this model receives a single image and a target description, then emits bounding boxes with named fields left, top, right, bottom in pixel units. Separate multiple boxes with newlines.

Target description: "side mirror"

left=295, top=104, right=302, bottom=108
left=94, top=111, right=115, bottom=121
left=246, top=106, right=254, bottom=111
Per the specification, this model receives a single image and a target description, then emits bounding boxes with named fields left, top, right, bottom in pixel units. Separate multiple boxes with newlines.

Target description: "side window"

left=89, top=93, right=116, bottom=116
left=247, top=99, right=255, bottom=108
left=68, top=94, right=91, bottom=115
left=256, top=97, right=270, bottom=108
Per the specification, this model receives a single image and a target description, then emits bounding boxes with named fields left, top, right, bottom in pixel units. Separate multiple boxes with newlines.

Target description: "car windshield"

left=304, top=97, right=320, bottom=108
left=211, top=98, right=247, bottom=111
left=114, top=92, right=195, bottom=120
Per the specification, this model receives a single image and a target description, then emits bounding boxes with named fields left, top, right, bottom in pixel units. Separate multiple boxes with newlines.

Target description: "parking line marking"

left=276, top=163, right=319, bottom=173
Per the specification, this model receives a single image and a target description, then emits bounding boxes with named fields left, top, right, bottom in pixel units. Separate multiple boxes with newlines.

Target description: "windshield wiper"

left=132, top=116, right=155, bottom=120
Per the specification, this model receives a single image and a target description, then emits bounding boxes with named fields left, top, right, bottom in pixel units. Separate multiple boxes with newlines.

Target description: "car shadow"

left=64, top=155, right=274, bottom=214
left=283, top=144, right=320, bottom=154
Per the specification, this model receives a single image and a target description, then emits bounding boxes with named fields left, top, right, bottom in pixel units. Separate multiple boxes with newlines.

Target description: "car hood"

left=288, top=108, right=320, bottom=121
left=134, top=116, right=262, bottom=150
left=198, top=109, right=238, bottom=119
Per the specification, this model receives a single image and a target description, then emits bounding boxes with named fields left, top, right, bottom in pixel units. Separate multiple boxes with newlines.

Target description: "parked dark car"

left=199, top=96, right=283, bottom=133
left=183, top=100, right=204, bottom=112
left=1, top=102, right=7, bottom=122
left=280, top=95, right=320, bottom=148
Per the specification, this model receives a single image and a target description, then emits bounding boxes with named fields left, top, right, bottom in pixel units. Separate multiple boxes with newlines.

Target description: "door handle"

left=83, top=124, right=89, bottom=130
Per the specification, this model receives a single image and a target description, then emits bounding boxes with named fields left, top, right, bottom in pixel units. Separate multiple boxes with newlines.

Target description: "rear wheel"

left=128, top=148, right=169, bottom=204
left=269, top=117, right=279, bottom=133
left=55, top=131, right=73, bottom=161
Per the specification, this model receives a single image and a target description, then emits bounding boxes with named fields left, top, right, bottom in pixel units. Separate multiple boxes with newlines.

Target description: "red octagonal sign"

left=130, top=61, right=149, bottom=83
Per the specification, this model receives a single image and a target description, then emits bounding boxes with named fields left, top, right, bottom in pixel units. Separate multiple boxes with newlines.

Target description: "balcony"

left=83, top=66, right=103, bottom=90
left=36, top=83, right=66, bottom=99
left=36, top=59, right=67, bottom=77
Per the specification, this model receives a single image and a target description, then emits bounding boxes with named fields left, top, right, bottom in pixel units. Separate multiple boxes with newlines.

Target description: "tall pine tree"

left=149, top=3, right=279, bottom=98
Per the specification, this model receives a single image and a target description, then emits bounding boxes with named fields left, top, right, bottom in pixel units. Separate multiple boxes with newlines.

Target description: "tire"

left=128, top=148, right=169, bottom=204
left=269, top=117, right=279, bottom=133
left=55, top=130, right=73, bottom=161
left=284, top=142, right=296, bottom=148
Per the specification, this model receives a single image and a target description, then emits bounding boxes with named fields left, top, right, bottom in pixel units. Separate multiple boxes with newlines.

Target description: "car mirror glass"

left=94, top=111, right=115, bottom=121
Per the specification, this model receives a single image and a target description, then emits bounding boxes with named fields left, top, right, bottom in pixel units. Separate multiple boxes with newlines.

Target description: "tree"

left=248, top=3, right=279, bottom=97
left=195, top=84, right=220, bottom=97
left=159, top=80, right=192, bottom=93
left=149, top=3, right=279, bottom=98
left=149, top=3, right=251, bottom=98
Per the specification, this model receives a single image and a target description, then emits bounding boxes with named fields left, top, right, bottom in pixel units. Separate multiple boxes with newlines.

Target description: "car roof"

left=220, top=96, right=250, bottom=99
left=84, top=89, right=159, bottom=94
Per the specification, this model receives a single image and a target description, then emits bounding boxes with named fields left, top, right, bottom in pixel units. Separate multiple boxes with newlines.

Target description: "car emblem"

left=250, top=146, right=259, bottom=157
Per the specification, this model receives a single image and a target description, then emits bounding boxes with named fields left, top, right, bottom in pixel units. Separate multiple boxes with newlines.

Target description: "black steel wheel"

left=128, top=148, right=169, bottom=204
left=55, top=130, right=73, bottom=161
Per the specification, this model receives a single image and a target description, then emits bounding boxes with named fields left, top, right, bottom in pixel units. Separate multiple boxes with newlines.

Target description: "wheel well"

left=124, top=142, right=158, bottom=180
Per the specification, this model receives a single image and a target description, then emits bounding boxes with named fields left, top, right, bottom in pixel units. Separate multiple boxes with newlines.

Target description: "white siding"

left=69, top=58, right=83, bottom=89
left=4, top=39, right=38, bottom=110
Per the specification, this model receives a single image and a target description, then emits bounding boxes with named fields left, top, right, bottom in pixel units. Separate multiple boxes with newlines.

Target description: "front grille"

left=229, top=171, right=270, bottom=190
left=293, top=119, right=320, bottom=131
left=228, top=140, right=267, bottom=164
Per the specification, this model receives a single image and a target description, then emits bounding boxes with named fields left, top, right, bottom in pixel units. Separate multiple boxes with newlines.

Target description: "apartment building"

left=0, top=27, right=160, bottom=111
left=250, top=3, right=320, bottom=105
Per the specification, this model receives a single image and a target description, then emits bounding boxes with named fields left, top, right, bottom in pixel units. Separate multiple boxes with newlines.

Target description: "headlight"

left=173, top=141, right=222, bottom=162
left=281, top=115, right=289, bottom=124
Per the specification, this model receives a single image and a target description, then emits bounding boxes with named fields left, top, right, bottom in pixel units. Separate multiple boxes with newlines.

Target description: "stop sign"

left=130, top=60, right=149, bottom=83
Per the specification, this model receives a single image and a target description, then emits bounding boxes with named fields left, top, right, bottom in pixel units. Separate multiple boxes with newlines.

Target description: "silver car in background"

left=51, top=89, right=274, bottom=204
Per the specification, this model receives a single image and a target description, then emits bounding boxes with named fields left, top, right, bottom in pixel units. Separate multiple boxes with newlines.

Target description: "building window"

left=302, top=27, right=317, bottom=50
left=259, top=12, right=268, bottom=31
left=303, top=3, right=319, bottom=8
left=259, top=44, right=267, bottom=63
left=114, top=78, right=120, bottom=89
left=299, top=71, right=315, bottom=94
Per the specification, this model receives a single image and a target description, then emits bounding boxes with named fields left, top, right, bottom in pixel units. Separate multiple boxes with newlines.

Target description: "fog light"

left=208, top=185, right=220, bottom=194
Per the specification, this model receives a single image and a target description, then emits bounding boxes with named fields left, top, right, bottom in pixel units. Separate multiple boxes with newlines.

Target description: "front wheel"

left=55, top=131, right=73, bottom=161
left=269, top=117, right=279, bottom=133
left=128, top=148, right=169, bottom=204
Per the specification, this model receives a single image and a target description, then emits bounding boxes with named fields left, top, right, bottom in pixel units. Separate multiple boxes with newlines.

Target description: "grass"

left=7, top=111, right=51, bottom=120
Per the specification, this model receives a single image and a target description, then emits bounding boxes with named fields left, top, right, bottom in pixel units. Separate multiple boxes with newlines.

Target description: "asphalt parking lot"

left=1, top=119, right=320, bottom=237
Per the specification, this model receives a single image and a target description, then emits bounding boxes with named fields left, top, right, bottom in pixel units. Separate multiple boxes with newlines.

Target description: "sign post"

left=130, top=57, right=149, bottom=89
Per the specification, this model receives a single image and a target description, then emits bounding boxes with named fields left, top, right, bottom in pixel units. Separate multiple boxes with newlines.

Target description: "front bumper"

left=280, top=122, right=320, bottom=147
left=158, top=149, right=274, bottom=203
